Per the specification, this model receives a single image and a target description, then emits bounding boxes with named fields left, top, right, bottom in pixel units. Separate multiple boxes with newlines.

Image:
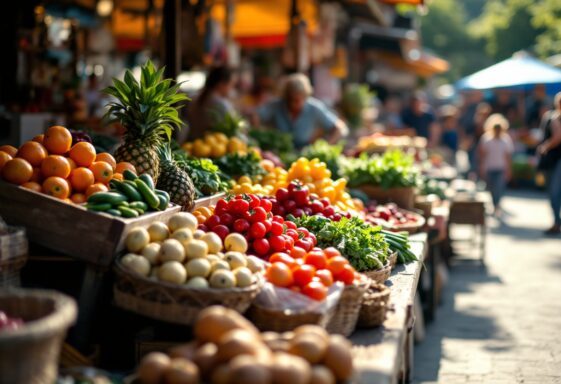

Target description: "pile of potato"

left=121, top=213, right=264, bottom=289
left=137, top=306, right=354, bottom=384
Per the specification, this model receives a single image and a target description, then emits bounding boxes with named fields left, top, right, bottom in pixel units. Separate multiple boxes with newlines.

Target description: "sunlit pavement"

left=414, top=190, right=561, bottom=384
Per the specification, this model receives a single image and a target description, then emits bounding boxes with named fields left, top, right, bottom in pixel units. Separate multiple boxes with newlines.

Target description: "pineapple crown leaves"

left=103, top=60, right=189, bottom=144
left=157, top=143, right=175, bottom=164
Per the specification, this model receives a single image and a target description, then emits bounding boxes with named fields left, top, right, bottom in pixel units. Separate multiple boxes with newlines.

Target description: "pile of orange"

left=0, top=126, right=136, bottom=204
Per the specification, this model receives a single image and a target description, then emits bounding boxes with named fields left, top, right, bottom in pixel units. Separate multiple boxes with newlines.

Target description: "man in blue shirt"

left=401, top=92, right=438, bottom=145
left=255, top=74, right=348, bottom=149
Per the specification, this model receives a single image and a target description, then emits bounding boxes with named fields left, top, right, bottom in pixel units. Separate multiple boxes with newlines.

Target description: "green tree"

left=531, top=0, right=561, bottom=57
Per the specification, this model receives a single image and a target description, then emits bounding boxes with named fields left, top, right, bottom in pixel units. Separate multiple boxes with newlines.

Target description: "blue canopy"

left=456, top=54, right=561, bottom=94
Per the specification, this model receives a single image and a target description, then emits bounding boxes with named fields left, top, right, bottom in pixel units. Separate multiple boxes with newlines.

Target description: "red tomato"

left=305, top=250, right=327, bottom=269
left=247, top=194, right=260, bottom=209
left=327, top=256, right=349, bottom=275
left=219, top=213, right=234, bottom=227
left=308, top=233, right=317, bottom=246
left=206, top=214, right=221, bottom=228
left=296, top=227, right=310, bottom=237
left=290, top=246, right=307, bottom=259
left=269, top=252, right=295, bottom=267
left=260, top=198, right=273, bottom=212
left=315, top=269, right=334, bottom=287
left=285, top=229, right=299, bottom=241
left=250, top=207, right=267, bottom=223
left=212, top=225, right=230, bottom=240
left=272, top=215, right=285, bottom=223
left=283, top=200, right=297, bottom=212
left=285, top=221, right=297, bottom=230
left=293, top=264, right=316, bottom=287
left=334, top=264, right=356, bottom=285
left=229, top=199, right=249, bottom=215
left=249, top=222, right=267, bottom=239
left=284, top=235, right=294, bottom=250
left=295, top=238, right=313, bottom=252
left=323, top=247, right=341, bottom=259
left=253, top=238, right=270, bottom=255
left=233, top=219, right=250, bottom=233
left=263, top=220, right=272, bottom=233
left=276, top=188, right=289, bottom=202
left=270, top=221, right=284, bottom=236
left=269, top=235, right=286, bottom=252
left=302, top=281, right=327, bottom=301
left=266, top=262, right=294, bottom=287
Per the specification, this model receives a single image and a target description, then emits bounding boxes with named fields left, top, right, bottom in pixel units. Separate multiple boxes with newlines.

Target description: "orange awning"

left=378, top=0, right=424, bottom=4
left=377, top=51, right=449, bottom=77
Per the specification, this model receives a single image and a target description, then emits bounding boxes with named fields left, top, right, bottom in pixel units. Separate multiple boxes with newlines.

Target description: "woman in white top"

left=478, top=114, right=514, bottom=215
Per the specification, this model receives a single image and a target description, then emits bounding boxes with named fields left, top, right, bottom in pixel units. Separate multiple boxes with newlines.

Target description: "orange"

left=67, top=157, right=77, bottom=171
left=41, top=155, right=71, bottom=178
left=70, top=193, right=87, bottom=204
left=89, top=161, right=113, bottom=183
left=69, top=142, right=96, bottom=167
left=115, top=162, right=136, bottom=175
left=32, top=134, right=44, bottom=144
left=30, top=168, right=42, bottom=183
left=0, top=151, right=12, bottom=171
left=21, top=181, right=42, bottom=192
left=43, top=126, right=72, bottom=155
left=112, top=173, right=124, bottom=181
left=95, top=153, right=117, bottom=171
left=69, top=167, right=95, bottom=192
left=16, top=141, right=48, bottom=167
left=0, top=145, right=17, bottom=157
left=86, top=183, right=108, bottom=197
left=42, top=176, right=70, bottom=199
left=2, top=158, right=33, bottom=185
left=266, top=262, right=294, bottom=288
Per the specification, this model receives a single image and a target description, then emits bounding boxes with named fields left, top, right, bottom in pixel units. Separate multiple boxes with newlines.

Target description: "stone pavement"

left=414, top=190, right=561, bottom=384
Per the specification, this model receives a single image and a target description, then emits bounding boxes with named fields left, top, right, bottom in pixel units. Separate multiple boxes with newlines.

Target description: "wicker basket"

left=356, top=185, right=415, bottom=209
left=326, top=276, right=370, bottom=336
left=247, top=302, right=336, bottom=332
left=0, top=256, right=27, bottom=287
left=113, top=262, right=263, bottom=326
left=358, top=283, right=391, bottom=328
left=0, top=225, right=28, bottom=262
left=388, top=252, right=398, bottom=270
left=0, top=289, right=77, bottom=384
left=363, top=262, right=392, bottom=284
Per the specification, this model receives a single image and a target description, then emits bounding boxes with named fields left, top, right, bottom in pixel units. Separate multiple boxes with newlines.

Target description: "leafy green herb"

left=249, top=129, right=295, bottom=156
left=213, top=152, right=266, bottom=179
left=291, top=215, right=389, bottom=272
left=341, top=150, right=420, bottom=189
left=211, top=111, right=247, bottom=138
left=301, top=140, right=344, bottom=178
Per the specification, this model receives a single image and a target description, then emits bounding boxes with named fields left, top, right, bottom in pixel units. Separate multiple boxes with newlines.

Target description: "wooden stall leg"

left=68, top=265, right=106, bottom=351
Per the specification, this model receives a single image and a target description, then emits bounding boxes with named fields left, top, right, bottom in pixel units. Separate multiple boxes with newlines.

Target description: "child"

left=478, top=114, right=514, bottom=216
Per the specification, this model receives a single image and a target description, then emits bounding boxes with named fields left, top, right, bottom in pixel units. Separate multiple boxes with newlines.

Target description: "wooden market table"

left=351, top=233, right=427, bottom=384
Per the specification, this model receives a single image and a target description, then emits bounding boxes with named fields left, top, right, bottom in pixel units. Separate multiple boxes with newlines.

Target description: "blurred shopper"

left=378, top=96, right=404, bottom=131
left=491, top=90, right=521, bottom=126
left=438, top=105, right=460, bottom=163
left=186, top=66, right=236, bottom=141
left=254, top=73, right=348, bottom=149
left=478, top=114, right=514, bottom=216
left=526, top=84, right=550, bottom=129
left=537, top=92, right=561, bottom=235
left=401, top=91, right=439, bottom=146
left=468, top=102, right=492, bottom=177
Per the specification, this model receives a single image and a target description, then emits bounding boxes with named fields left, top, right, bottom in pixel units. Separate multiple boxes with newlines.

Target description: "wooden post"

left=163, top=0, right=181, bottom=80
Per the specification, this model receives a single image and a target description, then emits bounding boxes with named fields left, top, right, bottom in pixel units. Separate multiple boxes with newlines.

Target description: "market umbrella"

left=456, top=54, right=561, bottom=94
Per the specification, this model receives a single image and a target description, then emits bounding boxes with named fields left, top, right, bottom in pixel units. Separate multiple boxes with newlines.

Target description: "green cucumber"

left=113, top=180, right=143, bottom=201
left=156, top=193, right=169, bottom=210
left=139, top=173, right=155, bottom=190
left=118, top=206, right=140, bottom=218
left=107, top=209, right=122, bottom=217
left=109, top=180, right=121, bottom=190
left=87, top=192, right=128, bottom=205
left=123, top=169, right=138, bottom=181
left=129, top=201, right=148, bottom=212
left=134, top=179, right=160, bottom=209
left=86, top=203, right=113, bottom=211
left=155, top=189, right=170, bottom=201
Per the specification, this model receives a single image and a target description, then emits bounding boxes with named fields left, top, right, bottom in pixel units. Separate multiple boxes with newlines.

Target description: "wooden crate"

left=192, top=192, right=226, bottom=210
left=0, top=181, right=181, bottom=267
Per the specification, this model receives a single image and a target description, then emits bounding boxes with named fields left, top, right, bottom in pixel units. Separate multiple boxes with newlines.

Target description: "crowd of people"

left=181, top=66, right=561, bottom=235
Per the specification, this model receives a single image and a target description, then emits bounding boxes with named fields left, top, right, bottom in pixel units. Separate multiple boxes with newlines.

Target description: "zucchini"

left=157, top=193, right=169, bottom=211
left=107, top=209, right=122, bottom=217
left=113, top=180, right=143, bottom=201
left=139, top=173, right=155, bottom=190
left=123, top=169, right=138, bottom=181
left=86, top=203, right=113, bottom=211
left=134, top=179, right=160, bottom=209
left=129, top=201, right=148, bottom=212
left=118, top=206, right=140, bottom=218
left=87, top=192, right=128, bottom=205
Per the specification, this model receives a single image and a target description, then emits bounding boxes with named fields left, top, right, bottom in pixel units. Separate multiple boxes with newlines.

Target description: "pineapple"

left=157, top=145, right=196, bottom=211
left=103, top=61, right=188, bottom=182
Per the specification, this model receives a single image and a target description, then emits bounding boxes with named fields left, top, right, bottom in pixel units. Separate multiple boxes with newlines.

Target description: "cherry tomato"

left=253, top=238, right=270, bottom=256
left=273, top=205, right=286, bottom=217
left=334, top=264, right=356, bottom=285
left=295, top=238, right=313, bottom=252
left=263, top=220, right=272, bottom=233
left=219, top=213, right=234, bottom=227
left=229, top=199, right=249, bottom=215
left=315, top=269, right=334, bottom=287
left=284, top=235, right=294, bottom=249
left=215, top=198, right=228, bottom=212
left=250, top=207, right=267, bottom=223
left=206, top=214, right=221, bottom=228
left=297, top=227, right=310, bottom=237
left=285, top=228, right=299, bottom=241
left=272, top=215, right=285, bottom=224
left=233, top=218, right=250, bottom=233
left=293, top=264, right=316, bottom=287
left=327, top=256, right=348, bottom=275
left=269, top=235, right=286, bottom=252
left=305, top=250, right=327, bottom=269
left=310, top=201, right=324, bottom=214
left=323, top=207, right=335, bottom=217
left=283, top=200, right=297, bottom=212
left=302, top=281, right=328, bottom=301
left=266, top=262, right=293, bottom=287
left=287, top=182, right=300, bottom=194
left=249, top=222, right=267, bottom=239
left=212, top=225, right=230, bottom=240
left=269, top=252, right=295, bottom=267
left=332, top=213, right=342, bottom=221
left=323, top=247, right=341, bottom=259
left=276, top=188, right=289, bottom=202
left=260, top=198, right=273, bottom=213
left=292, top=188, right=309, bottom=206
left=308, top=233, right=317, bottom=246
left=270, top=221, right=284, bottom=236
left=247, top=194, right=260, bottom=209
left=290, top=246, right=307, bottom=259
left=285, top=221, right=297, bottom=230
left=292, top=208, right=304, bottom=218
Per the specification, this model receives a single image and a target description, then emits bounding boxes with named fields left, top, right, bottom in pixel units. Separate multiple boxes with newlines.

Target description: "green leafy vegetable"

left=211, top=111, right=247, bottom=138
left=301, top=140, right=344, bottom=178
left=214, top=152, right=266, bottom=179
left=249, top=129, right=295, bottom=156
left=291, top=215, right=389, bottom=272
